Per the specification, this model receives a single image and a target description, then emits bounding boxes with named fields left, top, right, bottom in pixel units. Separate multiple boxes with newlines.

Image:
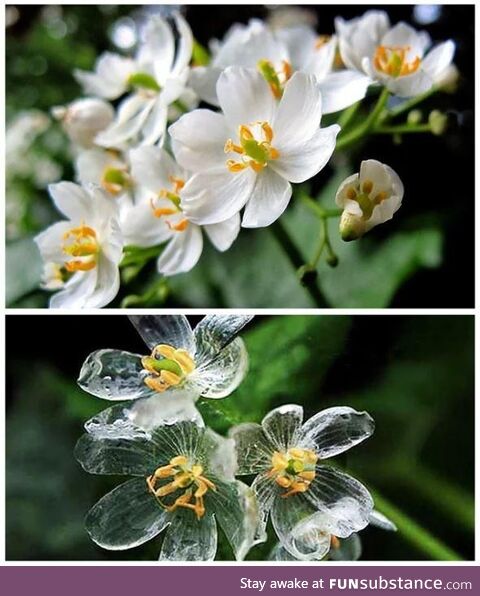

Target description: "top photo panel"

left=6, top=4, right=474, bottom=309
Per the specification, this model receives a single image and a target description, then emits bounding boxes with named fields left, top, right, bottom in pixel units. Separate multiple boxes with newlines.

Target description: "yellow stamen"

left=142, top=343, right=196, bottom=392
left=225, top=121, right=279, bottom=173
left=315, top=35, right=331, bottom=50
left=167, top=218, right=189, bottom=232
left=362, top=180, right=373, bottom=194
left=62, top=225, right=99, bottom=273
left=268, top=447, right=318, bottom=498
left=373, top=45, right=421, bottom=78
left=331, top=535, right=341, bottom=550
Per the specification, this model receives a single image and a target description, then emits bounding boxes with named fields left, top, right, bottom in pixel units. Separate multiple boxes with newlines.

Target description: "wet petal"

left=159, top=509, right=217, bottom=561
left=128, top=390, right=203, bottom=430
left=251, top=473, right=277, bottom=544
left=299, top=406, right=375, bottom=459
left=128, top=315, right=194, bottom=352
left=369, top=509, right=397, bottom=531
left=229, top=422, right=274, bottom=475
left=77, top=349, right=153, bottom=401
left=84, top=404, right=151, bottom=439
left=85, top=478, right=168, bottom=550
left=193, top=314, right=253, bottom=365
left=261, top=404, right=304, bottom=451
left=330, top=533, right=362, bottom=561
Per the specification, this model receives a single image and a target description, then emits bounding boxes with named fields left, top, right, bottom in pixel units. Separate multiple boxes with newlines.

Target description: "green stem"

left=270, top=220, right=328, bottom=307
left=386, top=86, right=438, bottom=120
left=337, top=100, right=361, bottom=130
left=300, top=195, right=342, bottom=220
left=310, top=221, right=326, bottom=268
left=374, top=124, right=432, bottom=135
left=371, top=488, right=463, bottom=561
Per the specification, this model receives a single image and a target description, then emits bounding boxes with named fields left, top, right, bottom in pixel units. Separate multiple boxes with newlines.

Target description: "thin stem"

left=310, top=221, right=326, bottom=268
left=374, top=123, right=432, bottom=135
left=270, top=220, right=328, bottom=307
left=386, top=86, right=438, bottom=120
left=300, top=195, right=342, bottom=219
left=337, top=100, right=361, bottom=130
left=371, top=488, right=463, bottom=561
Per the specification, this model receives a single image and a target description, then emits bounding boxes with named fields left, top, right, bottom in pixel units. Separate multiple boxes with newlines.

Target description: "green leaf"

left=6, top=237, right=42, bottom=305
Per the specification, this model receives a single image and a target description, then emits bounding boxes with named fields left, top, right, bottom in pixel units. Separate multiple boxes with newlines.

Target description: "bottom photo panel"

left=5, top=314, right=474, bottom=562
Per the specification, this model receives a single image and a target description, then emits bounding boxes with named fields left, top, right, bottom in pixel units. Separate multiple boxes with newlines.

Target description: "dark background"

left=5, top=315, right=475, bottom=561
left=5, top=4, right=475, bottom=308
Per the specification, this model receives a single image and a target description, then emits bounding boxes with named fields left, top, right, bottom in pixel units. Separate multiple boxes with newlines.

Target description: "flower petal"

left=82, top=252, right=120, bottom=309
left=204, top=213, right=240, bottom=251
left=95, top=95, right=155, bottom=148
left=242, top=168, right=292, bottom=228
left=85, top=478, right=168, bottom=550
left=169, top=109, right=229, bottom=171
left=193, top=314, right=253, bottom=365
left=137, top=98, right=168, bottom=146
left=380, top=22, right=431, bottom=58
left=271, top=124, right=340, bottom=183
left=130, top=146, right=181, bottom=193
left=156, top=224, right=204, bottom=276
left=330, top=533, right=362, bottom=561
left=35, top=221, right=72, bottom=263
left=74, top=52, right=133, bottom=100
left=171, top=13, right=194, bottom=76
left=84, top=404, right=152, bottom=440
left=217, top=66, right=276, bottom=129
left=128, top=315, right=194, bottom=352
left=273, top=72, right=323, bottom=147
left=251, top=473, right=277, bottom=542
left=261, top=404, right=304, bottom=452
left=229, top=422, right=274, bottom=475
left=319, top=71, right=371, bottom=114
left=159, top=509, right=217, bottom=561
left=422, top=40, right=455, bottom=80
left=192, top=337, right=248, bottom=399
left=299, top=406, right=375, bottom=459
left=304, top=466, right=374, bottom=536
left=48, top=181, right=92, bottom=221
left=49, top=269, right=97, bottom=309
left=77, top=349, right=152, bottom=401
left=189, top=66, right=223, bottom=105
left=137, top=16, right=174, bottom=81
left=128, top=390, right=203, bottom=430
left=369, top=509, right=397, bottom=531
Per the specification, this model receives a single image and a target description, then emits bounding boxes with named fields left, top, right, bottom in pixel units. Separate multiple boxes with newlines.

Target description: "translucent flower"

left=75, top=419, right=261, bottom=561
left=268, top=509, right=396, bottom=561
left=75, top=14, right=193, bottom=147
left=51, top=98, right=114, bottom=149
left=336, top=159, right=404, bottom=241
left=121, top=146, right=240, bottom=276
left=230, top=404, right=375, bottom=560
left=170, top=67, right=340, bottom=228
left=34, top=182, right=124, bottom=308
left=336, top=11, right=455, bottom=97
left=189, top=19, right=369, bottom=114
left=78, top=315, right=252, bottom=428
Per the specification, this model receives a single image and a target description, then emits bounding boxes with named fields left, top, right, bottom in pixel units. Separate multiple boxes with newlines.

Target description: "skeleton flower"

left=121, top=146, right=240, bottom=276
left=75, top=419, right=260, bottom=561
left=170, top=67, right=340, bottom=228
left=335, top=10, right=455, bottom=97
left=78, top=315, right=251, bottom=428
left=230, top=404, right=375, bottom=560
left=75, top=14, right=193, bottom=147
left=34, top=182, right=123, bottom=308
left=51, top=98, right=114, bottom=149
left=336, top=159, right=404, bottom=241
left=189, top=19, right=369, bottom=114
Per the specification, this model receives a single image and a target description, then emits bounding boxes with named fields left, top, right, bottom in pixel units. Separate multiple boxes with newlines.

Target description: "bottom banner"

left=0, top=566, right=476, bottom=595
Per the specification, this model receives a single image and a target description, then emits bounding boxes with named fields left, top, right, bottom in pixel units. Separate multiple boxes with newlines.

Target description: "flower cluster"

left=76, top=315, right=394, bottom=561
left=34, top=9, right=455, bottom=307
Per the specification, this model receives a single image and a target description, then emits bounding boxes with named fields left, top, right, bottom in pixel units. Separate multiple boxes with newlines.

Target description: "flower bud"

left=339, top=211, right=367, bottom=241
left=435, top=64, right=460, bottom=94
left=52, top=98, right=114, bottom=148
left=429, top=110, right=448, bottom=136
left=407, top=109, right=422, bottom=125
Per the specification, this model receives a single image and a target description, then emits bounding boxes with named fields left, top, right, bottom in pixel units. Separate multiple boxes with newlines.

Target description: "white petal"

left=128, top=390, right=203, bottom=429
left=386, top=69, right=434, bottom=98
left=277, top=25, right=323, bottom=72
left=156, top=224, right=204, bottom=276
left=128, top=314, right=194, bottom=352
left=319, top=71, right=372, bottom=114
left=366, top=194, right=403, bottom=232
left=121, top=200, right=173, bottom=247
left=159, top=510, right=217, bottom=561
left=188, top=66, right=222, bottom=105
left=299, top=406, right=375, bottom=459
left=49, top=270, right=97, bottom=309
left=335, top=173, right=360, bottom=208
left=138, top=98, right=168, bottom=146
left=74, top=52, right=133, bottom=100
left=180, top=168, right=256, bottom=225
left=217, top=66, right=276, bottom=129
left=171, top=13, right=194, bottom=76
left=82, top=252, right=120, bottom=308
left=303, top=36, right=337, bottom=81
left=169, top=109, right=229, bottom=171
left=422, top=40, right=455, bottom=80
left=271, top=124, right=340, bottom=183
left=95, top=95, right=155, bottom=148
left=35, top=221, right=72, bottom=263
left=242, top=168, right=292, bottom=228
left=381, top=22, right=431, bottom=58
left=273, top=72, right=323, bottom=147
left=137, top=16, right=174, bottom=81
left=204, top=213, right=240, bottom=251
left=130, top=146, right=180, bottom=193
left=192, top=337, right=248, bottom=399
left=48, top=181, right=92, bottom=221
left=261, top=404, right=304, bottom=452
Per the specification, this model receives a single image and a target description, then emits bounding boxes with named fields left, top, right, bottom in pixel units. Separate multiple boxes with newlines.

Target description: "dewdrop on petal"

left=336, top=160, right=404, bottom=241
left=52, top=98, right=114, bottom=149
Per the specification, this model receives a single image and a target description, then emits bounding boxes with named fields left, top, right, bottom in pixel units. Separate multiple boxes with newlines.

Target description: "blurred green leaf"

left=6, top=237, right=43, bottom=305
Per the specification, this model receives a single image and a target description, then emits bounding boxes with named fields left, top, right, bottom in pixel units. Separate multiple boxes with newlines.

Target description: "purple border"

left=0, top=566, right=477, bottom=595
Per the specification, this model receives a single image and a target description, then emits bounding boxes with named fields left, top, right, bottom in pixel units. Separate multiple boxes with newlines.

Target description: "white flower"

left=336, top=11, right=455, bottom=97
left=75, top=419, right=261, bottom=561
left=77, top=315, right=252, bottom=427
left=75, top=148, right=132, bottom=199
left=51, top=98, right=114, bottom=148
left=170, top=67, right=340, bottom=228
left=230, top=404, right=375, bottom=560
left=189, top=19, right=369, bottom=114
left=34, top=182, right=123, bottom=308
left=120, top=146, right=240, bottom=276
left=336, top=159, right=404, bottom=241
left=75, top=14, right=193, bottom=147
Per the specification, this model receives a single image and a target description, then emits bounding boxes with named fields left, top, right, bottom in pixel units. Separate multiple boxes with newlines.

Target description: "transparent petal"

left=304, top=466, right=374, bottom=536
left=128, top=315, right=195, bottom=352
left=369, top=509, right=397, bottom=532
left=299, top=407, right=375, bottom=459
left=330, top=533, right=362, bottom=561
left=261, top=404, right=304, bottom=451
left=271, top=494, right=331, bottom=560
left=159, top=509, right=217, bottom=561
left=75, top=432, right=157, bottom=476
left=85, top=478, right=168, bottom=550
left=78, top=349, right=153, bottom=401
left=207, top=478, right=262, bottom=560
left=229, top=422, right=274, bottom=475
left=251, top=473, right=277, bottom=543
left=192, top=337, right=248, bottom=399
left=128, top=390, right=203, bottom=431
left=206, top=428, right=237, bottom=480
left=193, top=314, right=253, bottom=365
left=84, top=404, right=152, bottom=440
left=268, top=543, right=298, bottom=561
